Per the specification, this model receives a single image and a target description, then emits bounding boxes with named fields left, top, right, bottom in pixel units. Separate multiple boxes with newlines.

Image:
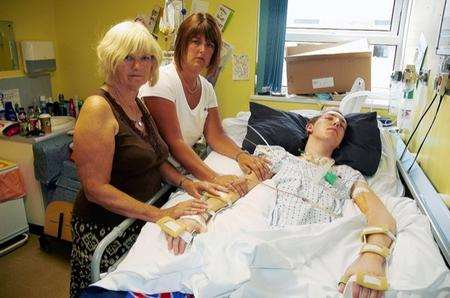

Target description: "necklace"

left=136, top=118, right=144, bottom=128
left=301, top=151, right=334, bottom=166
left=103, top=85, right=144, bottom=129
left=179, top=72, right=200, bottom=95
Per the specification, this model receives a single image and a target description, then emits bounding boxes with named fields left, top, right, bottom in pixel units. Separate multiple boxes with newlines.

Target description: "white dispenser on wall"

left=21, top=41, right=56, bottom=74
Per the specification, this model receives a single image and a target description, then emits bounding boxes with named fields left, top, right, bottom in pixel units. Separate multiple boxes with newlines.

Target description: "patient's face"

left=308, top=112, right=347, bottom=148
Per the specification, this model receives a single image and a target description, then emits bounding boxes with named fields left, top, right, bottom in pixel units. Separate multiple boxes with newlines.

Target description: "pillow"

left=332, top=112, right=381, bottom=176
left=242, top=102, right=381, bottom=176
left=242, top=102, right=308, bottom=156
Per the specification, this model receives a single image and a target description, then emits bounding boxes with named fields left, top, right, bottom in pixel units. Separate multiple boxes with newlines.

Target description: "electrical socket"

left=434, top=73, right=449, bottom=96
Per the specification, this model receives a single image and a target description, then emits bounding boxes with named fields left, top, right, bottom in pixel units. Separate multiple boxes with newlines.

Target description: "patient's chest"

left=270, top=156, right=354, bottom=227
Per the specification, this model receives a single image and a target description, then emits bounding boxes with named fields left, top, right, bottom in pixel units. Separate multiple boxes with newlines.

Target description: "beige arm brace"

left=157, top=172, right=262, bottom=239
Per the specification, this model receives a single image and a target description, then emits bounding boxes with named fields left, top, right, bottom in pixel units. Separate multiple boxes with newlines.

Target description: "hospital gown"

left=254, top=145, right=365, bottom=227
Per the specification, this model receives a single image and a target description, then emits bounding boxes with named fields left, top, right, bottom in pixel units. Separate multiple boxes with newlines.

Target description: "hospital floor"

left=0, top=233, right=71, bottom=297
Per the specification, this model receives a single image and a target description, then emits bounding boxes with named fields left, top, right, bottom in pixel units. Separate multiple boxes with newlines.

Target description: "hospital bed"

left=84, top=107, right=449, bottom=297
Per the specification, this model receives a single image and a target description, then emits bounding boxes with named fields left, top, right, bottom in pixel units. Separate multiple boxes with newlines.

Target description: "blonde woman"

left=70, top=20, right=223, bottom=297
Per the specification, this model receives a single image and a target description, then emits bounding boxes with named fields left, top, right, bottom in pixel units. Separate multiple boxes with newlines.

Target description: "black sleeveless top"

left=73, top=89, right=169, bottom=226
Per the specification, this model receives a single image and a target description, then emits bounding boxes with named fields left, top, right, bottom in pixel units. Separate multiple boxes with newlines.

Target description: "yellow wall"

left=402, top=0, right=450, bottom=195
left=52, top=0, right=163, bottom=98
left=0, top=0, right=60, bottom=92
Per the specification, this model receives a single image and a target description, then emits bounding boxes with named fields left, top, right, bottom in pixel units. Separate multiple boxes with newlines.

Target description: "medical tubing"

left=245, top=175, right=338, bottom=219
left=400, top=92, right=438, bottom=160
left=244, top=124, right=339, bottom=219
left=246, top=124, right=276, bottom=156
left=407, top=94, right=445, bottom=173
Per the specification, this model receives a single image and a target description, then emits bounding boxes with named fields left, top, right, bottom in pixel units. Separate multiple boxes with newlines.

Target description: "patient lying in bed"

left=94, top=111, right=449, bottom=297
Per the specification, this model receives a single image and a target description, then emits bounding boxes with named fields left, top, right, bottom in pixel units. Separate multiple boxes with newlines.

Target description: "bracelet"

left=178, top=176, right=189, bottom=188
left=235, top=150, right=249, bottom=162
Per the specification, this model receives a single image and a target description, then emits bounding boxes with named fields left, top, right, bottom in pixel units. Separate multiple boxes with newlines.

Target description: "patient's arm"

left=165, top=171, right=270, bottom=255
left=338, top=181, right=397, bottom=295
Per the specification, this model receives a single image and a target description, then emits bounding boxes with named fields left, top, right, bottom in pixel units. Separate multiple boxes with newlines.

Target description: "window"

left=282, top=0, right=409, bottom=95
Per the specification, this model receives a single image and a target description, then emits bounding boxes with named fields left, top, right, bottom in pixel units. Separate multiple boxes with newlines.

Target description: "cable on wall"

left=400, top=92, right=438, bottom=160
left=407, top=94, right=445, bottom=173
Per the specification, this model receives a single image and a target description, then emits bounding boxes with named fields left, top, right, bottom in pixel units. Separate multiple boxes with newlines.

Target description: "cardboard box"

left=286, top=39, right=371, bottom=95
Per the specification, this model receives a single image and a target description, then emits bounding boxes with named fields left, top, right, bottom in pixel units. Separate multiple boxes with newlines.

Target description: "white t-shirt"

left=138, top=63, right=218, bottom=147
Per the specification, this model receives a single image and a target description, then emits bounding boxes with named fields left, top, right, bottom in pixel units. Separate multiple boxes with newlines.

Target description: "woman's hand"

left=165, top=218, right=206, bottom=255
left=213, top=175, right=248, bottom=197
left=338, top=253, right=386, bottom=298
left=237, top=153, right=272, bottom=181
left=181, top=178, right=228, bottom=199
left=162, top=199, right=208, bottom=219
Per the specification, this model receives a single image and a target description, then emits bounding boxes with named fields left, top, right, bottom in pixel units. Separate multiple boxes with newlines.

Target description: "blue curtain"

left=256, top=0, right=288, bottom=94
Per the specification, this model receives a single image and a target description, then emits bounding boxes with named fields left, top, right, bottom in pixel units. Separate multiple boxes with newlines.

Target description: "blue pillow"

left=242, top=102, right=381, bottom=176
left=242, top=102, right=308, bottom=156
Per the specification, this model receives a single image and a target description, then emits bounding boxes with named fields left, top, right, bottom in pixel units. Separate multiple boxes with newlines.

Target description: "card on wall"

left=191, top=0, right=209, bottom=14
left=215, top=4, right=234, bottom=32
left=232, top=54, right=249, bottom=81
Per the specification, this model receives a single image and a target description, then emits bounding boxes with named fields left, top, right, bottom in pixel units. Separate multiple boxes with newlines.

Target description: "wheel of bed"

left=88, top=104, right=449, bottom=297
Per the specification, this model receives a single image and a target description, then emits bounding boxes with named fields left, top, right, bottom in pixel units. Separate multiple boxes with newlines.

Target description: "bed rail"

left=90, top=183, right=173, bottom=283
left=394, top=132, right=450, bottom=266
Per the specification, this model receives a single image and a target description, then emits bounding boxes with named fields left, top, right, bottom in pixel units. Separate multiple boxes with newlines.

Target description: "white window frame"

left=284, top=0, right=410, bottom=92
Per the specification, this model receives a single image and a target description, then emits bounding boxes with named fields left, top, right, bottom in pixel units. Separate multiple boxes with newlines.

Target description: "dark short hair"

left=174, top=13, right=222, bottom=74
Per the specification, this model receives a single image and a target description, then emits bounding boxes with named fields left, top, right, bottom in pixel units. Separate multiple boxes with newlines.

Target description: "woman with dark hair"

left=139, top=13, right=271, bottom=196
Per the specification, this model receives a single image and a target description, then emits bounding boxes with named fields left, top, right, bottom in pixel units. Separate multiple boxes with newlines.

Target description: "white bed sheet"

left=94, top=152, right=449, bottom=297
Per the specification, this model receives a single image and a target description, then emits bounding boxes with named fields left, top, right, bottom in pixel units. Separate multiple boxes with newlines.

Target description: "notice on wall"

left=215, top=4, right=234, bottom=32
left=0, top=89, right=21, bottom=106
left=232, top=54, right=249, bottom=81
left=191, top=0, right=209, bottom=14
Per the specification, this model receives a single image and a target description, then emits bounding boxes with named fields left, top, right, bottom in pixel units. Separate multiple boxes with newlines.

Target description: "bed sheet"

left=93, top=152, right=449, bottom=297
left=222, top=110, right=404, bottom=198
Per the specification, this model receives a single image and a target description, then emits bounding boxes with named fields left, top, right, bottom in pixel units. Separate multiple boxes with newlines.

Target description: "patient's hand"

left=164, top=218, right=206, bottom=255
left=338, top=253, right=386, bottom=297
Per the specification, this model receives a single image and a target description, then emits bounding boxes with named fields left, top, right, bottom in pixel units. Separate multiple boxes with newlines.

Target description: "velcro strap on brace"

left=355, top=272, right=388, bottom=291
left=360, top=243, right=390, bottom=258
left=361, top=226, right=396, bottom=245
left=156, top=216, right=193, bottom=243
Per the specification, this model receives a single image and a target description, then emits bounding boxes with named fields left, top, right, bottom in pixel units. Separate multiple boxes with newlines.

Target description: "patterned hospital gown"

left=254, top=145, right=365, bottom=227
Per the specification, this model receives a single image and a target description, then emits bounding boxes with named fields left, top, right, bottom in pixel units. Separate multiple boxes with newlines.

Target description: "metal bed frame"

left=90, top=183, right=173, bottom=283
left=393, top=132, right=450, bottom=266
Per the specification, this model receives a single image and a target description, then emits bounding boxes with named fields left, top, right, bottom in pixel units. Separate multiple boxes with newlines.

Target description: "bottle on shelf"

left=68, top=98, right=76, bottom=118
left=46, top=97, right=54, bottom=116
left=4, top=101, right=17, bottom=122
left=58, top=93, right=67, bottom=116
left=18, top=107, right=28, bottom=136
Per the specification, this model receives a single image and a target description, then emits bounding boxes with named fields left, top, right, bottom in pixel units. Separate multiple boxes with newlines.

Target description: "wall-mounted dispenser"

left=21, top=41, right=56, bottom=74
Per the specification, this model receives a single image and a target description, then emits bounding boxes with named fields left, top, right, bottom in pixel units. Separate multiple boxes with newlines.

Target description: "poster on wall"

left=215, top=4, right=234, bottom=32
left=437, top=0, right=450, bottom=55
left=191, top=0, right=209, bottom=14
left=232, top=54, right=249, bottom=81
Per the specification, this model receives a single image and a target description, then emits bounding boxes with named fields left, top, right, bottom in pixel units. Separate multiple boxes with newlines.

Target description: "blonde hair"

left=97, top=21, right=162, bottom=86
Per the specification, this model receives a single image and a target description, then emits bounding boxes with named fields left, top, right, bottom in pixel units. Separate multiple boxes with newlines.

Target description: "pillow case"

left=242, top=102, right=308, bottom=156
left=242, top=102, right=381, bottom=176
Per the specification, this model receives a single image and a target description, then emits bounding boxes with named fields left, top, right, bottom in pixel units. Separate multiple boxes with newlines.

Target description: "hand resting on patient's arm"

left=163, top=171, right=269, bottom=255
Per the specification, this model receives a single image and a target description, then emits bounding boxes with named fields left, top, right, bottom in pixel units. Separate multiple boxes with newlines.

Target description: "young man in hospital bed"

left=94, top=110, right=449, bottom=297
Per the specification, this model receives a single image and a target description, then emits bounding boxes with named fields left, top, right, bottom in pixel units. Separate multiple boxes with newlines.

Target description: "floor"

left=0, top=234, right=71, bottom=298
